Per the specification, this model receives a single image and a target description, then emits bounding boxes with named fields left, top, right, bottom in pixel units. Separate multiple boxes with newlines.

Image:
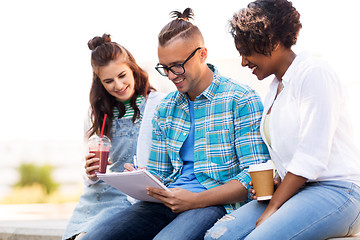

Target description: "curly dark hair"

left=229, top=0, right=302, bottom=56
left=87, top=33, right=154, bottom=139
left=158, top=8, right=203, bottom=46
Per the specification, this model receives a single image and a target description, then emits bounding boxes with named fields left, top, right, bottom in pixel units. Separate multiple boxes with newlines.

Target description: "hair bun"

left=170, top=8, right=194, bottom=21
left=88, top=33, right=112, bottom=50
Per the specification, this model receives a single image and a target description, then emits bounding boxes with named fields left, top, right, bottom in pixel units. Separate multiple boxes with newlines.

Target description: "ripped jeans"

left=81, top=201, right=226, bottom=240
left=205, top=181, right=360, bottom=240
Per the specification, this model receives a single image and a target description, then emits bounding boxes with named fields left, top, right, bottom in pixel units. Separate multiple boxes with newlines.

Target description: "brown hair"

left=229, top=0, right=302, bottom=56
left=87, top=33, right=154, bottom=138
left=158, top=8, right=203, bottom=46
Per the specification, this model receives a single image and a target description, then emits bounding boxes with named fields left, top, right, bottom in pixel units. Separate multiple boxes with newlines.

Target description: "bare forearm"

left=147, top=179, right=248, bottom=213
left=268, top=172, right=307, bottom=209
left=196, top=180, right=248, bottom=208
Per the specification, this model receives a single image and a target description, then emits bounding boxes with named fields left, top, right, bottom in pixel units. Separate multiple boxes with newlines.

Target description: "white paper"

left=97, top=169, right=170, bottom=203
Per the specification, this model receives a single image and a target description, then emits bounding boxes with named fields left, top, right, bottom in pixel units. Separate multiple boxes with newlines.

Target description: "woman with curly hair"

left=62, top=33, right=165, bottom=240
left=205, top=0, right=360, bottom=239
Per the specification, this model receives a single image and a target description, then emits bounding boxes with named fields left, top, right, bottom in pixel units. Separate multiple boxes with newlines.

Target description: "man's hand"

left=249, top=175, right=282, bottom=200
left=147, top=187, right=198, bottom=213
left=147, top=179, right=248, bottom=214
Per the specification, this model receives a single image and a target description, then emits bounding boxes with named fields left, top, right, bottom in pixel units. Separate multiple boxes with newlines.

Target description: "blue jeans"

left=205, top=181, right=360, bottom=240
left=81, top=201, right=226, bottom=240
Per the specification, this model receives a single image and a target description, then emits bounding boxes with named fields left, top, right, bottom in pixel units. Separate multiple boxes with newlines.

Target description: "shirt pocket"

left=152, top=127, right=163, bottom=137
left=205, top=128, right=234, bottom=165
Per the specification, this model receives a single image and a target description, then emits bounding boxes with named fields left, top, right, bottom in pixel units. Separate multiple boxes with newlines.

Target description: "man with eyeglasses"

left=81, top=8, right=269, bottom=240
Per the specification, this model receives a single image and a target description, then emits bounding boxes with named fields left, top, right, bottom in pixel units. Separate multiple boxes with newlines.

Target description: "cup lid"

left=88, top=134, right=111, bottom=146
left=248, top=160, right=274, bottom=172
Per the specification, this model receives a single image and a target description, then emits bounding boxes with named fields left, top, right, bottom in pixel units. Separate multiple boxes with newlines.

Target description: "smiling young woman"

left=205, top=0, right=360, bottom=239
left=61, top=33, right=165, bottom=240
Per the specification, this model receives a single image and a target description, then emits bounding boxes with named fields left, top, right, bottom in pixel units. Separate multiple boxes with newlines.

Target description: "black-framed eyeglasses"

left=155, top=47, right=202, bottom=77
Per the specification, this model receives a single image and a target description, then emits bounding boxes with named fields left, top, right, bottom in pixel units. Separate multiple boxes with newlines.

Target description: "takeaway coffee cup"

left=248, top=161, right=274, bottom=201
left=88, top=135, right=111, bottom=174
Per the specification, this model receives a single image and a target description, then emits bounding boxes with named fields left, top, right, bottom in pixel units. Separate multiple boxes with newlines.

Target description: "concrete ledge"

left=0, top=203, right=359, bottom=240
left=0, top=220, right=359, bottom=240
left=0, top=203, right=73, bottom=240
left=0, top=220, right=66, bottom=240
left=0, top=220, right=65, bottom=240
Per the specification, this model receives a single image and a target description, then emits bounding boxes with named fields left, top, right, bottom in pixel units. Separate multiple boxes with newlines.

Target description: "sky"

left=0, top=0, right=359, bottom=143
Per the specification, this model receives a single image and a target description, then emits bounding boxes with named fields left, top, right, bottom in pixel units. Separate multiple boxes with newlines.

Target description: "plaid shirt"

left=148, top=65, right=269, bottom=212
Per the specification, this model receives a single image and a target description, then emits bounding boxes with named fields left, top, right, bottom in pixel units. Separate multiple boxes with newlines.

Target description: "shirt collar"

left=175, top=63, right=219, bottom=104
left=268, top=52, right=303, bottom=98
left=281, top=51, right=309, bottom=86
left=197, top=63, right=219, bottom=101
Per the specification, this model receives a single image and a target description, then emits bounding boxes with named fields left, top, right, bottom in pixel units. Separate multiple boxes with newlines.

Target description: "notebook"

left=97, top=169, right=170, bottom=203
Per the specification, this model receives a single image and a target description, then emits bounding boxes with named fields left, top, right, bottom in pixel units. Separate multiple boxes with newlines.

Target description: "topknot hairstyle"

left=158, top=8, right=203, bottom=46
left=88, top=33, right=131, bottom=70
left=170, top=8, right=194, bottom=21
left=88, top=33, right=111, bottom=50
left=229, top=0, right=302, bottom=56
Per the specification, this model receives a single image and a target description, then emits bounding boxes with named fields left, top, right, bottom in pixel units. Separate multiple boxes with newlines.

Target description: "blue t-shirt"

left=167, top=98, right=207, bottom=193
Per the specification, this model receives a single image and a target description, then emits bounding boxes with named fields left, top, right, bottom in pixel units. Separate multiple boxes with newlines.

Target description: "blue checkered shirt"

left=148, top=65, right=269, bottom=212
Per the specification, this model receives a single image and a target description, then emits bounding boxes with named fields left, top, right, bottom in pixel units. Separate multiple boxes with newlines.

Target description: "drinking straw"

left=98, top=113, right=107, bottom=173
left=100, top=113, right=107, bottom=139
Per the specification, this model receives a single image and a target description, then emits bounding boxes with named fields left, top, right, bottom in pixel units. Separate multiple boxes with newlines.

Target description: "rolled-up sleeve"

left=232, top=90, right=270, bottom=189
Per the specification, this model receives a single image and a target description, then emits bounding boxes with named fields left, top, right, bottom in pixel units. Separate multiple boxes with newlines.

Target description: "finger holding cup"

left=248, top=161, right=275, bottom=201
left=85, top=153, right=100, bottom=180
left=88, top=135, right=111, bottom=174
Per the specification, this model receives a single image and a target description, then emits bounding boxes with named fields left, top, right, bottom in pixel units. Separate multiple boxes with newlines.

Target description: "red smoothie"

left=89, top=147, right=109, bottom=174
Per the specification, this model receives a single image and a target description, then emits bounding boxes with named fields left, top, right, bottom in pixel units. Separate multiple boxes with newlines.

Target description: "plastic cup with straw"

left=88, top=114, right=111, bottom=174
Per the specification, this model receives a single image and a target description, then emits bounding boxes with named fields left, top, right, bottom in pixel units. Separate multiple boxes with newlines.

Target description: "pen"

left=133, top=155, right=138, bottom=170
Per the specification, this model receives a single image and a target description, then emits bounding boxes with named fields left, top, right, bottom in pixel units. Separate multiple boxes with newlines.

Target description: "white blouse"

left=260, top=52, right=360, bottom=186
left=263, top=114, right=271, bottom=147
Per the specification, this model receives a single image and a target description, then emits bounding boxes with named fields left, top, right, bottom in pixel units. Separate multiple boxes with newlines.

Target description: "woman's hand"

left=256, top=205, right=279, bottom=227
left=249, top=176, right=281, bottom=226
left=255, top=172, right=307, bottom=227
left=84, top=153, right=112, bottom=181
left=123, top=163, right=146, bottom=172
left=248, top=178, right=281, bottom=226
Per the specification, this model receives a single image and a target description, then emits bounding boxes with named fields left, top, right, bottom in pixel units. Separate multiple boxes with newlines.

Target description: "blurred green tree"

left=14, top=163, right=59, bottom=194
